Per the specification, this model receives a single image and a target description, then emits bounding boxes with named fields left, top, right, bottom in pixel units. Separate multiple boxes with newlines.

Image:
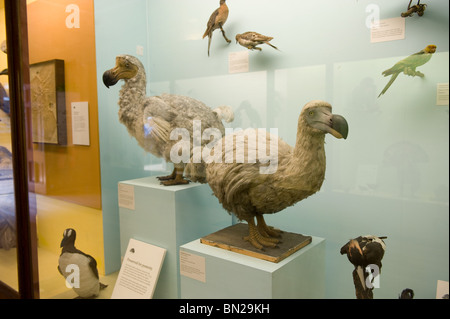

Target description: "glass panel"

left=10, top=0, right=448, bottom=299
left=0, top=0, right=19, bottom=293
left=94, top=0, right=449, bottom=299
left=25, top=0, right=107, bottom=298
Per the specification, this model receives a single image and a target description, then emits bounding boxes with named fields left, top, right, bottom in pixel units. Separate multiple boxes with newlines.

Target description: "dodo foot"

left=244, top=229, right=280, bottom=250
left=160, top=177, right=190, bottom=186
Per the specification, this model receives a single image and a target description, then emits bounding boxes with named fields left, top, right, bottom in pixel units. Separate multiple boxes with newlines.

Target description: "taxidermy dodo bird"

left=103, top=55, right=234, bottom=185
left=187, top=100, right=348, bottom=249
left=58, top=228, right=107, bottom=298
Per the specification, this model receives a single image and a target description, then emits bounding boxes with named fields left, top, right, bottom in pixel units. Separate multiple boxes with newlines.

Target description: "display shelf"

left=180, top=236, right=325, bottom=299
left=118, top=176, right=231, bottom=298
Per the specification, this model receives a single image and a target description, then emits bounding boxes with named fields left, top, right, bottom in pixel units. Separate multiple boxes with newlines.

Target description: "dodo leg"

left=256, top=215, right=282, bottom=239
left=244, top=217, right=278, bottom=250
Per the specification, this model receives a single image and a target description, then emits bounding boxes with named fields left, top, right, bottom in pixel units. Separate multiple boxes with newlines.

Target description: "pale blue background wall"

left=94, top=0, right=449, bottom=298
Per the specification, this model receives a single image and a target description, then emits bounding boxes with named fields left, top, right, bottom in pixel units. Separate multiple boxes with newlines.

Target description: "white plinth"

left=180, top=236, right=325, bottom=298
left=118, top=176, right=231, bottom=298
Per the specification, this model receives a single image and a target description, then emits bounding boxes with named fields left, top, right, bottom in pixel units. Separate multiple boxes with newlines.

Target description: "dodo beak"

left=309, top=106, right=349, bottom=139
left=102, top=68, right=119, bottom=89
left=328, top=114, right=349, bottom=139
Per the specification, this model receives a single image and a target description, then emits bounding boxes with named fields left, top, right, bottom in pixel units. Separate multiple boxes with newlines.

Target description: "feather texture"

left=206, top=101, right=336, bottom=221
left=104, top=55, right=233, bottom=184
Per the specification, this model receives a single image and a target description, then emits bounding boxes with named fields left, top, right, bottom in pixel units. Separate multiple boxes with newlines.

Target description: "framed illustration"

left=30, top=59, right=67, bottom=145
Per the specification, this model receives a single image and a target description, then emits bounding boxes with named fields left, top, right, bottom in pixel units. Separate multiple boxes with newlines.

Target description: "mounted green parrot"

left=378, top=44, right=436, bottom=98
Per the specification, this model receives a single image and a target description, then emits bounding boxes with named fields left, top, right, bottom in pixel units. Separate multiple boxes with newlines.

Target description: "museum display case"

left=0, top=0, right=448, bottom=300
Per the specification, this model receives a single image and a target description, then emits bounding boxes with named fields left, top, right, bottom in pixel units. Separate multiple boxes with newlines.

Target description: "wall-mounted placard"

left=370, top=17, right=405, bottom=43
left=71, top=102, right=90, bottom=146
left=229, top=51, right=249, bottom=74
left=436, top=83, right=449, bottom=106
left=180, top=250, right=206, bottom=283
left=118, top=183, right=135, bottom=210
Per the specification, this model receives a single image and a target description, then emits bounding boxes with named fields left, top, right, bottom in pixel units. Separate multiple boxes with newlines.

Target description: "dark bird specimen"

left=58, top=228, right=107, bottom=298
left=103, top=55, right=234, bottom=185
left=340, top=235, right=387, bottom=299
left=399, top=288, right=414, bottom=299
left=203, top=0, right=231, bottom=56
left=378, top=44, right=436, bottom=97
left=235, top=32, right=279, bottom=51
left=197, top=100, right=348, bottom=249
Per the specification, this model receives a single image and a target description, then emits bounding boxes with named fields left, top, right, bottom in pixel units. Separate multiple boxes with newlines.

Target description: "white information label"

left=111, top=238, right=166, bottom=299
left=436, top=83, right=449, bottom=106
left=118, top=183, right=135, bottom=210
left=229, top=51, right=249, bottom=74
left=180, top=250, right=206, bottom=283
left=71, top=102, right=90, bottom=146
left=370, top=17, right=405, bottom=43
left=436, top=280, right=449, bottom=299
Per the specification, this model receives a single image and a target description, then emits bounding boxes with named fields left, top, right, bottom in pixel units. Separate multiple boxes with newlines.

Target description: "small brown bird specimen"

left=401, top=0, right=427, bottom=17
left=203, top=0, right=231, bottom=56
left=235, top=32, right=279, bottom=51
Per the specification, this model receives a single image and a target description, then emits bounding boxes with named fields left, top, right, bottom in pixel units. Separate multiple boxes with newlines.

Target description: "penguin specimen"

left=58, top=228, right=107, bottom=298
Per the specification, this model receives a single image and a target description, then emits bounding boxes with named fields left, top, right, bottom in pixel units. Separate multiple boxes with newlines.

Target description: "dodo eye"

left=309, top=111, right=314, bottom=116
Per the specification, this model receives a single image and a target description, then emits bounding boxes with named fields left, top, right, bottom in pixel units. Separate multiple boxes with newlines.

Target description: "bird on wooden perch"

left=203, top=0, right=231, bottom=56
left=340, top=235, right=387, bottom=299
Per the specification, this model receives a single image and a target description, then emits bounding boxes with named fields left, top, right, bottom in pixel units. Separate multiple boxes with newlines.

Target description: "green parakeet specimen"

left=378, top=44, right=436, bottom=98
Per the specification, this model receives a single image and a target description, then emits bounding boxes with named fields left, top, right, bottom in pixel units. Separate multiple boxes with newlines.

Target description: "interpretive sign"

left=111, top=238, right=166, bottom=299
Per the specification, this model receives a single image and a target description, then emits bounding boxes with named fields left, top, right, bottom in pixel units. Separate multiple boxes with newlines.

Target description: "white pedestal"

left=180, top=236, right=325, bottom=298
left=118, top=176, right=231, bottom=298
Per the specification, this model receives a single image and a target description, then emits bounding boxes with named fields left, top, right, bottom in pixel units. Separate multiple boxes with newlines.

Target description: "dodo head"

left=103, top=55, right=142, bottom=88
left=60, top=228, right=77, bottom=248
left=301, top=100, right=349, bottom=139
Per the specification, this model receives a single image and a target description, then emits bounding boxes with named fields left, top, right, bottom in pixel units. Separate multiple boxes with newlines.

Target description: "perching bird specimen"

left=340, top=235, right=387, bottom=299
left=103, top=54, right=234, bottom=185
left=399, top=288, right=414, bottom=299
left=401, top=0, right=427, bottom=17
left=189, top=100, right=348, bottom=249
left=203, top=0, right=231, bottom=56
left=58, top=228, right=107, bottom=298
left=235, top=32, right=279, bottom=51
left=378, top=44, right=436, bottom=97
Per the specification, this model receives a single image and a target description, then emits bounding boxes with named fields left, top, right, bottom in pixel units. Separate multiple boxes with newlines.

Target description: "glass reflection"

left=0, top=1, right=18, bottom=292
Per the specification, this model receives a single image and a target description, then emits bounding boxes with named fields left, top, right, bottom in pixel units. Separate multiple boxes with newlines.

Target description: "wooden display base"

left=200, top=223, right=312, bottom=263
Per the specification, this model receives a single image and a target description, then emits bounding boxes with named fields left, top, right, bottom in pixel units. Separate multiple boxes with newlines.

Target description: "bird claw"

left=157, top=170, right=190, bottom=186
left=157, top=175, right=174, bottom=181
left=244, top=233, right=279, bottom=250
left=160, top=178, right=190, bottom=186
